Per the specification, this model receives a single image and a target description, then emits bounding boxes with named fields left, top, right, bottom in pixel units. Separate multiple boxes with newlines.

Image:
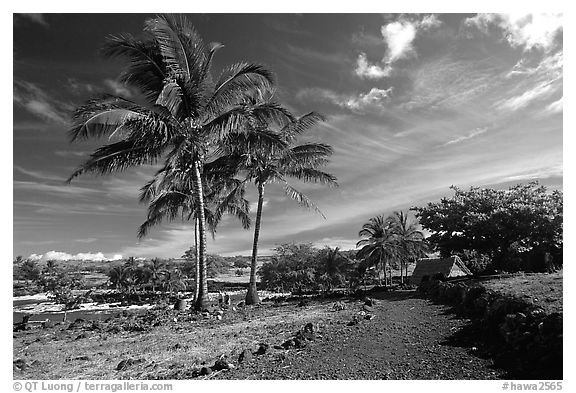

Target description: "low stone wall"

left=418, top=278, right=562, bottom=379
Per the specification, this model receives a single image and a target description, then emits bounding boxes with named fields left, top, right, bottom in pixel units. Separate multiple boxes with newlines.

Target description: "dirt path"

left=219, top=292, right=505, bottom=380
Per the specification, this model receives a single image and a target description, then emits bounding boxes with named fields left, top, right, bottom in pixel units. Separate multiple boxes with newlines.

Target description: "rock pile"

left=418, top=278, right=562, bottom=379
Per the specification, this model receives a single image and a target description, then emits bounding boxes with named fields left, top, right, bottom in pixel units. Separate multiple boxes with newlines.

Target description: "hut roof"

left=409, top=255, right=472, bottom=285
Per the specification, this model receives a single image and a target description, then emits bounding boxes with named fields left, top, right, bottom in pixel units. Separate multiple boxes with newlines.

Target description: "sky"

left=12, top=13, right=563, bottom=261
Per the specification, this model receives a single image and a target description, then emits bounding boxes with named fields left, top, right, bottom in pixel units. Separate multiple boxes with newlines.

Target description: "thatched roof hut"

left=409, top=256, right=472, bottom=285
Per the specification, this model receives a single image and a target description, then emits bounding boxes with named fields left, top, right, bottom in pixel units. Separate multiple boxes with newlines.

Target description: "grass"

left=13, top=299, right=355, bottom=379
left=480, top=270, right=563, bottom=314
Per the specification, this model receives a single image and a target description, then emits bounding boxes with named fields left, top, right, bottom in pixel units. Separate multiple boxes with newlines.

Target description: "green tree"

left=412, top=182, right=563, bottom=272
left=19, top=259, right=41, bottom=282
left=315, top=247, right=355, bottom=292
left=67, top=14, right=278, bottom=310
left=219, top=106, right=338, bottom=304
left=138, top=154, right=251, bottom=303
left=258, top=243, right=319, bottom=294
left=182, top=248, right=231, bottom=278
left=38, top=271, right=87, bottom=322
left=147, top=258, right=167, bottom=292
left=386, top=211, right=427, bottom=284
left=356, top=215, right=399, bottom=287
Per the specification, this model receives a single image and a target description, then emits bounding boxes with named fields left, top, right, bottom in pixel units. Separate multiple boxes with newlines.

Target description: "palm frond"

left=284, top=167, right=338, bottom=186
left=68, top=96, right=147, bottom=142
left=281, top=112, right=326, bottom=140
left=101, top=34, right=166, bottom=104
left=67, top=140, right=164, bottom=182
left=282, top=182, right=326, bottom=219
left=207, top=63, right=275, bottom=116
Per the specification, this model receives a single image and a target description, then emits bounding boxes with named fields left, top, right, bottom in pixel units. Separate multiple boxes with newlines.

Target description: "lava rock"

left=212, top=358, right=234, bottom=371
left=199, top=366, right=212, bottom=376
left=116, top=358, right=143, bottom=371
left=255, top=343, right=269, bottom=355
left=238, top=349, right=253, bottom=363
left=13, top=358, right=28, bottom=371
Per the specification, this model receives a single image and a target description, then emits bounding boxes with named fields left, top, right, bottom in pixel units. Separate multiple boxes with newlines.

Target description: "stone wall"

left=418, top=278, right=562, bottom=379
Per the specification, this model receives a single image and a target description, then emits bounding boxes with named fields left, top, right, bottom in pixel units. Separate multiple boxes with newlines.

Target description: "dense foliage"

left=182, top=247, right=232, bottom=278
left=258, top=243, right=356, bottom=293
left=356, top=211, right=427, bottom=285
left=412, top=182, right=562, bottom=272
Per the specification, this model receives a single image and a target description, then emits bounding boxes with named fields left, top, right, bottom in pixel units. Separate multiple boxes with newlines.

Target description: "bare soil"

left=14, top=290, right=508, bottom=380
left=218, top=291, right=505, bottom=380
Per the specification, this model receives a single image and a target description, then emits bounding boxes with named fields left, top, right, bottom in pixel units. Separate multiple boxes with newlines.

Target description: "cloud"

left=14, top=181, right=99, bottom=196
left=544, top=97, right=563, bottom=115
left=13, top=80, right=70, bottom=125
left=103, top=79, right=135, bottom=98
left=297, top=87, right=392, bottom=113
left=249, top=199, right=269, bottom=212
left=465, top=13, right=562, bottom=52
left=14, top=165, right=62, bottom=182
left=16, top=14, right=48, bottom=27
left=381, top=19, right=418, bottom=62
left=501, top=164, right=563, bottom=182
left=441, top=127, right=489, bottom=146
left=496, top=80, right=556, bottom=112
left=285, top=44, right=347, bottom=65
left=28, top=251, right=123, bottom=262
left=67, top=78, right=98, bottom=95
left=354, top=53, right=391, bottom=79
left=354, top=14, right=442, bottom=80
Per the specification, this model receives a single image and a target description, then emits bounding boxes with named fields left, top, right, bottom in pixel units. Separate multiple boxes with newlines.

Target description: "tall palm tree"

left=148, top=258, right=167, bottom=292
left=67, top=14, right=285, bottom=310
left=356, top=215, right=399, bottom=287
left=137, top=153, right=251, bottom=303
left=218, top=104, right=338, bottom=304
left=387, top=211, right=427, bottom=284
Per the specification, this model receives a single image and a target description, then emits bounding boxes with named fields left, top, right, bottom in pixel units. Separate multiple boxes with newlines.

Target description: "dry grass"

left=481, top=270, right=563, bottom=314
left=13, top=299, right=355, bottom=380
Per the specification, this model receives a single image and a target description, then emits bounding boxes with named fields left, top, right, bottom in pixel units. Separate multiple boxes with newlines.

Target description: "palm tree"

left=356, top=215, right=399, bottom=287
left=108, top=265, right=130, bottom=291
left=387, top=211, right=427, bottom=284
left=137, top=153, right=252, bottom=303
left=316, top=247, right=354, bottom=292
left=147, top=258, right=167, bottom=292
left=218, top=105, right=338, bottom=304
left=67, top=14, right=285, bottom=310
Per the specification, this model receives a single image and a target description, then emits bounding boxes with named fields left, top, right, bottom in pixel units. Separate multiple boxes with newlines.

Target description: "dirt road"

left=219, top=291, right=505, bottom=379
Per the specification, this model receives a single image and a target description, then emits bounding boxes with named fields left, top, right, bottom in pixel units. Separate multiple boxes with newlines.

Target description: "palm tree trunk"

left=194, top=217, right=200, bottom=303
left=400, top=259, right=404, bottom=284
left=192, top=161, right=208, bottom=311
left=246, top=183, right=264, bottom=305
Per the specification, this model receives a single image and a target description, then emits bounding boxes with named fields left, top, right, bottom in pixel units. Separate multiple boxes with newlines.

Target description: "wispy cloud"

left=544, top=97, right=563, bottom=115
left=13, top=80, right=70, bottom=125
left=14, top=200, right=140, bottom=216
left=297, top=87, right=392, bottom=113
left=14, top=181, right=99, bottom=196
left=497, top=80, right=557, bottom=112
left=501, top=164, right=563, bottom=182
left=103, top=79, right=135, bottom=98
left=15, top=13, right=48, bottom=27
left=285, top=44, right=348, bottom=65
left=441, top=127, right=489, bottom=146
left=14, top=165, right=63, bottom=182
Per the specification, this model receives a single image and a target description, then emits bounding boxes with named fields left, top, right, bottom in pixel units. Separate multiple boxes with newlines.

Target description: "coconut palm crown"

left=67, top=14, right=291, bottom=310
left=212, top=95, right=339, bottom=304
